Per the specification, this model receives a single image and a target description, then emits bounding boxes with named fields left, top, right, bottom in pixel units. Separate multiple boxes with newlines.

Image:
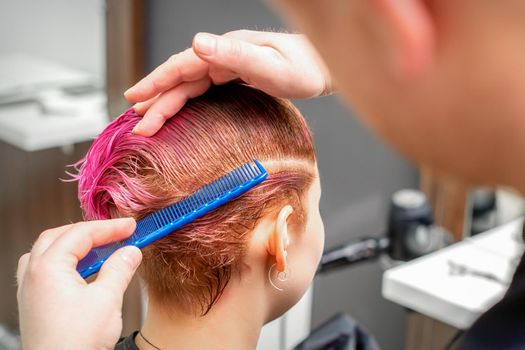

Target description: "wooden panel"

left=0, top=141, right=90, bottom=330
left=106, top=0, right=145, bottom=118
left=420, top=167, right=470, bottom=242
left=405, top=312, right=459, bottom=350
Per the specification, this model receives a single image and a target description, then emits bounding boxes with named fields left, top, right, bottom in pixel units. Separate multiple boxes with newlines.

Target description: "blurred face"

left=265, top=175, right=325, bottom=321
left=275, top=0, right=525, bottom=190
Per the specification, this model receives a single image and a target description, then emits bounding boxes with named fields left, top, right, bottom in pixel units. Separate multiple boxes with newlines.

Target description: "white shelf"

left=0, top=54, right=96, bottom=104
left=382, top=218, right=524, bottom=329
left=0, top=92, right=107, bottom=152
left=0, top=53, right=107, bottom=152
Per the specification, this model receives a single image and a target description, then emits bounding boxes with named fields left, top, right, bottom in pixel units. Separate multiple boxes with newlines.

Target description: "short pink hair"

left=73, top=84, right=316, bottom=314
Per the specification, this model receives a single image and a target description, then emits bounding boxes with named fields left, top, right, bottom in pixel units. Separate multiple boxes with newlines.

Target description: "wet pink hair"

left=73, top=84, right=316, bottom=314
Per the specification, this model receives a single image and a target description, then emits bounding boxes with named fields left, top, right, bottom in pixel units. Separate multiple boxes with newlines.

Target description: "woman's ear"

left=267, top=205, right=294, bottom=272
left=370, top=0, right=435, bottom=78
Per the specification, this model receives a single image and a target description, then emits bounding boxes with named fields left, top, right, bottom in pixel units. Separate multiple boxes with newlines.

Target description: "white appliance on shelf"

left=0, top=53, right=107, bottom=152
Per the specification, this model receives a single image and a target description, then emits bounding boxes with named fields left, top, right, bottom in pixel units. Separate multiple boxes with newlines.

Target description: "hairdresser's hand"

left=125, top=30, right=333, bottom=136
left=17, top=218, right=142, bottom=350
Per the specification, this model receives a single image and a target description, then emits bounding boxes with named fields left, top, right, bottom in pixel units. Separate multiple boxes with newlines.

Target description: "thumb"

left=193, top=32, right=280, bottom=75
left=94, top=246, right=142, bottom=295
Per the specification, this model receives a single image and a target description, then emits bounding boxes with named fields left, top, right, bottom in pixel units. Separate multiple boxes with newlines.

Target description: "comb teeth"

left=148, top=161, right=263, bottom=226
left=154, top=161, right=262, bottom=221
left=77, top=160, right=268, bottom=278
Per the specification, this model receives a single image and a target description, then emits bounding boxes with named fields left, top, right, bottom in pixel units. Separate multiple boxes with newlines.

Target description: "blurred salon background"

left=1, top=1, right=524, bottom=349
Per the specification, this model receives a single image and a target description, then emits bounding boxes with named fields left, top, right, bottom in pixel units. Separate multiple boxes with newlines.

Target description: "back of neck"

left=137, top=290, right=266, bottom=350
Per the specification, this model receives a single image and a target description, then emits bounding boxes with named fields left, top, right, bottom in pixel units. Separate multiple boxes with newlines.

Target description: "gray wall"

left=145, top=1, right=418, bottom=348
left=0, top=0, right=104, bottom=77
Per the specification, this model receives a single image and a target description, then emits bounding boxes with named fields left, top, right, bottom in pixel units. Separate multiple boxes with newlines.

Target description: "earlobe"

left=371, top=0, right=435, bottom=78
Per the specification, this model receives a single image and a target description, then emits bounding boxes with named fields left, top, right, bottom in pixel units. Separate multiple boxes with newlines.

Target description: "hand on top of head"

left=124, top=30, right=332, bottom=137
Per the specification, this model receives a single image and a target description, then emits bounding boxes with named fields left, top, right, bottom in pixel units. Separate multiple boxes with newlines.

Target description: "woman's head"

left=74, top=83, right=324, bottom=321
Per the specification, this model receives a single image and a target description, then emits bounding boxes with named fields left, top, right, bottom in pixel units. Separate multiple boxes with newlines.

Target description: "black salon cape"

left=115, top=331, right=139, bottom=350
left=449, top=225, right=525, bottom=350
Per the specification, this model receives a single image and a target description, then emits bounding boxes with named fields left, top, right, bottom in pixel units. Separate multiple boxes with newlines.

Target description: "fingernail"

left=194, top=33, right=217, bottom=56
left=124, top=88, right=132, bottom=97
left=120, top=246, right=142, bottom=269
left=132, top=121, right=142, bottom=134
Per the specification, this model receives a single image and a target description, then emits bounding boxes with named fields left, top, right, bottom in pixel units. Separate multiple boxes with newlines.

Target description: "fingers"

left=192, top=33, right=286, bottom=92
left=93, top=246, right=142, bottom=296
left=133, top=77, right=211, bottom=136
left=193, top=32, right=281, bottom=69
left=125, top=30, right=277, bottom=104
left=208, top=66, right=239, bottom=85
left=125, top=48, right=209, bottom=103
left=127, top=30, right=289, bottom=128
left=17, top=224, right=72, bottom=292
left=133, top=95, right=159, bottom=116
left=127, top=30, right=301, bottom=134
left=16, top=253, right=30, bottom=291
left=223, top=29, right=287, bottom=45
left=30, top=224, right=74, bottom=258
left=42, top=218, right=136, bottom=268
left=17, top=224, right=74, bottom=289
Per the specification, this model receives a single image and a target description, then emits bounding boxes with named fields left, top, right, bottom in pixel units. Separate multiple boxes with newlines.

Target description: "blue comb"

left=77, top=160, right=268, bottom=278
